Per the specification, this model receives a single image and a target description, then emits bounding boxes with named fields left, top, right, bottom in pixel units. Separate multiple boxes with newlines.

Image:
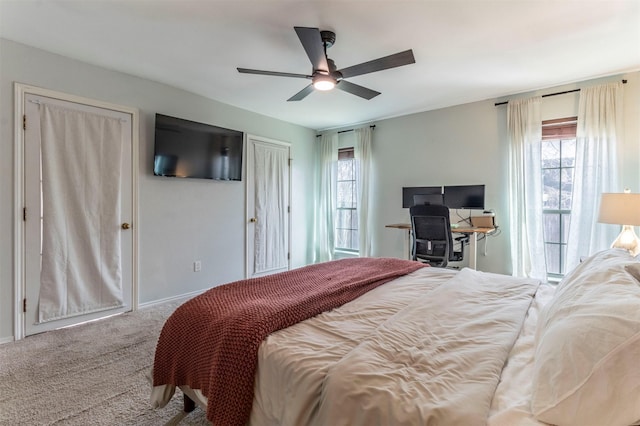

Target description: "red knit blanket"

left=153, top=257, right=424, bottom=425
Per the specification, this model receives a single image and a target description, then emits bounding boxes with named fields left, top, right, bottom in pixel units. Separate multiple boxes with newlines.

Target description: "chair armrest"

left=454, top=235, right=470, bottom=243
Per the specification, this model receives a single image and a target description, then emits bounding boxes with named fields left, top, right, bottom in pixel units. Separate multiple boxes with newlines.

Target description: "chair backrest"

left=409, top=204, right=454, bottom=267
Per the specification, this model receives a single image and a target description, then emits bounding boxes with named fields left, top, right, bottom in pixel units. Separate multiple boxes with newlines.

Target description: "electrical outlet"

left=194, top=261, right=202, bottom=272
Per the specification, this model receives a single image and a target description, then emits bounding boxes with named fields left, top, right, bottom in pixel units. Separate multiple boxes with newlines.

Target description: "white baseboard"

left=138, top=289, right=207, bottom=310
left=1, top=290, right=207, bottom=344
left=0, top=336, right=15, bottom=345
left=0, top=291, right=208, bottom=344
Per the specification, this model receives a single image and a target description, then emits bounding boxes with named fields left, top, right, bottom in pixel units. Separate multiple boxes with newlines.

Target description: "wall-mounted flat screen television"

left=443, top=184, right=485, bottom=209
left=153, top=114, right=244, bottom=181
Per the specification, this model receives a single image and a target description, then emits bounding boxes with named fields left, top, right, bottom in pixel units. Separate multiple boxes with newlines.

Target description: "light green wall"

left=0, top=39, right=316, bottom=342
left=371, top=72, right=640, bottom=274
left=2, top=36, right=638, bottom=341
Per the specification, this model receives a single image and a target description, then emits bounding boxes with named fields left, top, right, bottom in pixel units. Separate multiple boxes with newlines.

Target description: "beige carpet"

left=0, top=302, right=210, bottom=425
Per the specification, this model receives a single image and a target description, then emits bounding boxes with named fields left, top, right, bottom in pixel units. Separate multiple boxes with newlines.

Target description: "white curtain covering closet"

left=38, top=103, right=125, bottom=322
left=252, top=141, right=289, bottom=273
left=565, top=82, right=622, bottom=270
left=507, top=97, right=546, bottom=280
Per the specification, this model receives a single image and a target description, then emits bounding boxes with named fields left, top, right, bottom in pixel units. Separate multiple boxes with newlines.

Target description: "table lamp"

left=597, top=189, right=640, bottom=256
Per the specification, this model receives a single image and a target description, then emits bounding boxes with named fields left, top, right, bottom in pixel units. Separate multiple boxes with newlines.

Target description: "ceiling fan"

left=237, top=26, right=416, bottom=102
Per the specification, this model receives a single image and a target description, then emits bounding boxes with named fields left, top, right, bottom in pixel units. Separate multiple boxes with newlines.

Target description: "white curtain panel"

left=253, top=142, right=288, bottom=273
left=355, top=127, right=372, bottom=257
left=39, top=103, right=124, bottom=323
left=508, top=97, right=546, bottom=279
left=313, top=133, right=338, bottom=263
left=565, top=82, right=622, bottom=270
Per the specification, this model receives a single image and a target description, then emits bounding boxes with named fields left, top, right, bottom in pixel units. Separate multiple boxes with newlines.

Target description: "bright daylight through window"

left=541, top=117, right=577, bottom=279
left=335, top=148, right=359, bottom=253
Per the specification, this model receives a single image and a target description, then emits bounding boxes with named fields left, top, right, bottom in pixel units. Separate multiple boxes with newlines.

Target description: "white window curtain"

left=565, top=82, right=622, bottom=270
left=354, top=127, right=372, bottom=257
left=253, top=142, right=288, bottom=273
left=508, top=97, right=546, bottom=279
left=313, top=133, right=338, bottom=263
left=39, top=103, right=125, bottom=322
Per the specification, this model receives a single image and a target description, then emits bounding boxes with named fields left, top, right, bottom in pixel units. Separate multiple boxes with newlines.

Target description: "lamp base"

left=611, top=225, right=640, bottom=257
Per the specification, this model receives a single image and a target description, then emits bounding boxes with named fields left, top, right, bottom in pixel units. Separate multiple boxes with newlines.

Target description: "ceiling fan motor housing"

left=320, top=30, right=336, bottom=48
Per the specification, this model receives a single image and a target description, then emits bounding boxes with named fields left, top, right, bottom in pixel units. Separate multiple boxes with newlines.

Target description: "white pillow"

left=532, top=249, right=640, bottom=426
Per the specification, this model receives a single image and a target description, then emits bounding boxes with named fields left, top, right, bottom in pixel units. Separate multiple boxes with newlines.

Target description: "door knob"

left=121, top=223, right=131, bottom=230
left=249, top=218, right=257, bottom=223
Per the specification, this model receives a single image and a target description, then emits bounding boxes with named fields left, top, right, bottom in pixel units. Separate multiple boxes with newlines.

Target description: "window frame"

left=335, top=147, right=359, bottom=253
left=541, top=117, right=577, bottom=279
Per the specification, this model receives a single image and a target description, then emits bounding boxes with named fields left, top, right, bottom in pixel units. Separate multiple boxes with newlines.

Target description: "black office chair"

left=409, top=204, right=468, bottom=267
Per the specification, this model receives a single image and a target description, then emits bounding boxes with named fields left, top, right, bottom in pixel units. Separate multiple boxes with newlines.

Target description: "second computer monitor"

left=443, top=185, right=485, bottom=209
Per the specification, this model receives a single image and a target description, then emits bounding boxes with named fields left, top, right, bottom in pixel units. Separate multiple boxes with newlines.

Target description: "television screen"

left=153, top=114, right=244, bottom=181
left=443, top=185, right=485, bottom=209
left=402, top=186, right=442, bottom=208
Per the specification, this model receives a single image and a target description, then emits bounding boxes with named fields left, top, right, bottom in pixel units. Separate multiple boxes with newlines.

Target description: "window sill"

left=546, top=276, right=562, bottom=285
left=334, top=249, right=359, bottom=260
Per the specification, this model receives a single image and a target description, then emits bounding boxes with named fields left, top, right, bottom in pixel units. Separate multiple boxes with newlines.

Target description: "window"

left=541, top=117, right=577, bottom=279
left=335, top=147, right=358, bottom=252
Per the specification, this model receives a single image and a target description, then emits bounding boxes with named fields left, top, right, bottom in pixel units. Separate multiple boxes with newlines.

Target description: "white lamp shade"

left=598, top=193, right=640, bottom=226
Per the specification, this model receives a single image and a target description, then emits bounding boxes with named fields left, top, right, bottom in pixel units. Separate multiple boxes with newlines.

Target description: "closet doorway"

left=245, top=135, right=291, bottom=278
left=15, top=84, right=138, bottom=338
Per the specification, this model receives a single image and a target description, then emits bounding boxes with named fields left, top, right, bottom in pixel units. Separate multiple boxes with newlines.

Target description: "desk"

left=385, top=223, right=413, bottom=260
left=385, top=223, right=495, bottom=270
left=453, top=227, right=495, bottom=269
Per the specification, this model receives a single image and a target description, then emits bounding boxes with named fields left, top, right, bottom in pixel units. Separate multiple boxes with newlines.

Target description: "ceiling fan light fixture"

left=313, top=74, right=336, bottom=91
left=238, top=27, right=415, bottom=101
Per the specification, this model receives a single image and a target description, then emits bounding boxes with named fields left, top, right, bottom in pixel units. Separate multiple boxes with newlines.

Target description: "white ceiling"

left=1, top=0, right=639, bottom=131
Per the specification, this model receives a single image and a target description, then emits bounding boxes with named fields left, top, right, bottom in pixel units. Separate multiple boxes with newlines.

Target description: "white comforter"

left=247, top=267, right=541, bottom=426
left=165, top=267, right=553, bottom=425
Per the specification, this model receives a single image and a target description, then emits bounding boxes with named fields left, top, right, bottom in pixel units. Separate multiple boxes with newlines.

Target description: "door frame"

left=13, top=82, right=140, bottom=341
left=245, top=134, right=292, bottom=278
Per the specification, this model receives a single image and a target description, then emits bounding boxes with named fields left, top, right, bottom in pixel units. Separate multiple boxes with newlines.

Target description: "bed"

left=151, top=250, right=640, bottom=426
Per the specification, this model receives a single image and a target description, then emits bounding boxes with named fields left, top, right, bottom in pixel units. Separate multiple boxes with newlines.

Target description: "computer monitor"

left=443, top=185, right=485, bottom=209
left=402, top=186, right=442, bottom=208
left=412, top=193, right=444, bottom=206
